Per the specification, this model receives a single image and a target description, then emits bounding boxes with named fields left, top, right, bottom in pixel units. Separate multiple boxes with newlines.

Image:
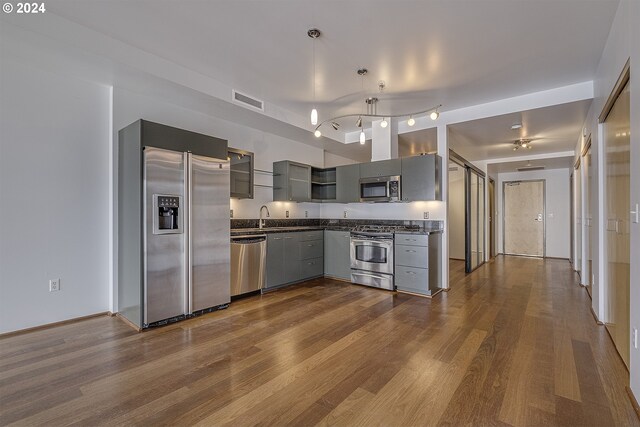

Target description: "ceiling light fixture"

left=308, top=28, right=321, bottom=126
left=310, top=61, right=442, bottom=140
left=314, top=129, right=322, bottom=138
left=511, top=123, right=523, bottom=130
left=512, top=138, right=532, bottom=150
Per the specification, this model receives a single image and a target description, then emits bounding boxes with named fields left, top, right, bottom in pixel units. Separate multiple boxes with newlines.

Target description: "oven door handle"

left=351, top=238, right=393, bottom=246
left=351, top=272, right=390, bottom=280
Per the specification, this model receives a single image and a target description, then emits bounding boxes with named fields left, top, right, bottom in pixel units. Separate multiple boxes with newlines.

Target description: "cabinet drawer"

left=302, top=257, right=323, bottom=278
left=395, top=244, right=428, bottom=267
left=395, top=266, right=429, bottom=293
left=300, top=239, right=323, bottom=259
left=299, top=230, right=324, bottom=241
left=395, top=233, right=428, bottom=247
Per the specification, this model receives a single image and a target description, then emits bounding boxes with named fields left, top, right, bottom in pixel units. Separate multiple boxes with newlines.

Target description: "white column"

left=437, top=124, right=450, bottom=290
left=371, top=119, right=398, bottom=161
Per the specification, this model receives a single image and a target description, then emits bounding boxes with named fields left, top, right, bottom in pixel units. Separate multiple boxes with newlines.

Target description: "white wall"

left=496, top=169, right=571, bottom=259
left=324, top=151, right=359, bottom=168
left=320, top=201, right=445, bottom=221
left=0, top=53, right=111, bottom=333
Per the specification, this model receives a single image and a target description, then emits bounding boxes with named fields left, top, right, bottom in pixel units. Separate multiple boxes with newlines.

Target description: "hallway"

left=1, top=257, right=638, bottom=426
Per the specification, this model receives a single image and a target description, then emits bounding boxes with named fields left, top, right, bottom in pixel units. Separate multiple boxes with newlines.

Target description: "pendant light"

left=308, top=28, right=321, bottom=126
left=360, top=129, right=366, bottom=144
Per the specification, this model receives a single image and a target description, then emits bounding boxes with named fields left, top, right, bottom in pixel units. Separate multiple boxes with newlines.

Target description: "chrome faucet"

left=259, top=205, right=270, bottom=229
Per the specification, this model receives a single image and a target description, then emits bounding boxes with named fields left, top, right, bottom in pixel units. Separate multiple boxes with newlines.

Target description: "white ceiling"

left=47, top=0, right=617, bottom=134
left=448, top=99, right=592, bottom=161
left=487, top=156, right=574, bottom=175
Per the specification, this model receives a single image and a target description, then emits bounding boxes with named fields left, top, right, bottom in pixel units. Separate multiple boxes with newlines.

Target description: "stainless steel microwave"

left=359, top=175, right=401, bottom=202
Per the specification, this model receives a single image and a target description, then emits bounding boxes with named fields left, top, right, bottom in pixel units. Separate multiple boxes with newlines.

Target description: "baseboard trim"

left=396, top=288, right=443, bottom=299
left=627, top=387, right=640, bottom=421
left=590, top=306, right=605, bottom=325
left=0, top=312, right=110, bottom=338
left=116, top=313, right=143, bottom=332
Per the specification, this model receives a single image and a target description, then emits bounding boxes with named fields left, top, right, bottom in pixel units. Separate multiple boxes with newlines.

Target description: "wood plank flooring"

left=1, top=256, right=638, bottom=426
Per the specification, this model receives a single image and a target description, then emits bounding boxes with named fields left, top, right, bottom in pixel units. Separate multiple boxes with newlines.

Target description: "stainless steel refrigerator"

left=143, top=147, right=230, bottom=326
left=118, top=119, right=230, bottom=329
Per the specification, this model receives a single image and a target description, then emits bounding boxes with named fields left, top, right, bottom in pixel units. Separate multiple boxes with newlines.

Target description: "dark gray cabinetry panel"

left=265, top=231, right=323, bottom=289
left=266, top=234, right=285, bottom=288
left=401, top=154, right=442, bottom=201
left=359, top=159, right=401, bottom=178
left=394, top=233, right=442, bottom=296
left=324, top=230, right=352, bottom=280
left=273, top=161, right=312, bottom=202
left=229, top=148, right=253, bottom=199
left=336, top=164, right=361, bottom=203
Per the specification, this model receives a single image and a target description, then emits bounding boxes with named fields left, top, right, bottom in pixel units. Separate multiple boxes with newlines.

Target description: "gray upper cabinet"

left=359, top=159, right=401, bottom=178
left=229, top=148, right=253, bottom=199
left=324, top=230, right=351, bottom=280
left=401, top=154, right=442, bottom=201
left=335, top=164, right=360, bottom=203
left=273, top=161, right=312, bottom=202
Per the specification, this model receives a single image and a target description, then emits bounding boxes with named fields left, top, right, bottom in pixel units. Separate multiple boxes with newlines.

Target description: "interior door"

left=604, top=81, right=630, bottom=368
left=489, top=179, right=496, bottom=258
left=190, top=153, right=230, bottom=312
left=585, top=144, right=593, bottom=296
left=575, top=161, right=582, bottom=276
left=503, top=180, right=544, bottom=257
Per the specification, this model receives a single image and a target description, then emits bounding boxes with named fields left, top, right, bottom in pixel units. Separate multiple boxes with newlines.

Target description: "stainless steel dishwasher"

left=230, top=234, right=267, bottom=297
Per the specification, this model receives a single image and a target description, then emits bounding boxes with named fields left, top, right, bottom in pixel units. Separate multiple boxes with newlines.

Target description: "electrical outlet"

left=423, top=212, right=430, bottom=219
left=49, top=279, right=60, bottom=292
left=285, top=210, right=290, bottom=218
left=305, top=210, right=308, bottom=218
left=230, top=209, right=233, bottom=218
left=633, top=328, right=638, bottom=349
left=343, top=211, right=348, bottom=218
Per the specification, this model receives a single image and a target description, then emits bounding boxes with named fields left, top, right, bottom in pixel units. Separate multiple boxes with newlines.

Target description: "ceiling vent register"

left=232, top=90, right=264, bottom=112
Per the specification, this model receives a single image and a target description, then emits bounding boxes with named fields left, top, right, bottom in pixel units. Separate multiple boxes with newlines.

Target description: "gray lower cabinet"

left=401, top=154, right=442, bottom=201
left=265, top=231, right=323, bottom=289
left=324, top=230, right=351, bottom=280
left=359, top=159, right=401, bottom=178
left=336, top=164, right=360, bottom=203
left=394, top=233, right=442, bottom=296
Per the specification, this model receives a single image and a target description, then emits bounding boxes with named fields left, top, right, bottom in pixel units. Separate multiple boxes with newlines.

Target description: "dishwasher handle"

left=231, top=235, right=267, bottom=244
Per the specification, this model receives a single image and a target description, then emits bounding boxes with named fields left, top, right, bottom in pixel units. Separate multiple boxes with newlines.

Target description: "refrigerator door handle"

left=185, top=152, right=192, bottom=315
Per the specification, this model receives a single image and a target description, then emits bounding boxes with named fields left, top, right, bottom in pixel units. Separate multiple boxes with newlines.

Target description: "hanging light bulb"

left=314, top=129, right=321, bottom=138
left=359, top=130, right=366, bottom=144
left=430, top=110, right=439, bottom=120
left=308, top=28, right=321, bottom=126
left=407, top=116, right=415, bottom=127
left=380, top=118, right=388, bottom=128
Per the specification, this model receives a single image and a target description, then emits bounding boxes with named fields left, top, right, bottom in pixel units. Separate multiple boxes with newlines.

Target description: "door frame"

left=502, top=179, right=546, bottom=258
left=489, top=178, right=496, bottom=258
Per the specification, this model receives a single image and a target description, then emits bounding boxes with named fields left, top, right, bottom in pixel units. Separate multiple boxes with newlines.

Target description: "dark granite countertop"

left=230, top=219, right=443, bottom=236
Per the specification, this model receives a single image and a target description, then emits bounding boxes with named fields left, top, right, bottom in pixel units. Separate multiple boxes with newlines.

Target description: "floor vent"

left=516, top=166, right=545, bottom=172
left=232, top=90, right=264, bottom=111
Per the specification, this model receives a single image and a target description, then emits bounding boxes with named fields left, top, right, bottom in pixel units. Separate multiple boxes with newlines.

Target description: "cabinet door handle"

left=405, top=271, right=416, bottom=275
left=284, top=237, right=293, bottom=240
left=405, top=249, right=416, bottom=253
left=307, top=244, right=314, bottom=247
left=273, top=237, right=282, bottom=240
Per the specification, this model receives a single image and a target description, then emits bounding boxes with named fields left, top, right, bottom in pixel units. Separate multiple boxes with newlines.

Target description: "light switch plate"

left=285, top=210, right=290, bottom=218
left=305, top=210, right=308, bottom=218
left=423, top=212, right=429, bottom=219
left=230, top=209, right=233, bottom=218
left=343, top=211, right=348, bottom=218
left=49, top=279, right=60, bottom=292
left=633, top=328, right=638, bottom=349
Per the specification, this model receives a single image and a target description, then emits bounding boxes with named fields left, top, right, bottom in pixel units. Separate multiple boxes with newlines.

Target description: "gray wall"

left=0, top=53, right=111, bottom=333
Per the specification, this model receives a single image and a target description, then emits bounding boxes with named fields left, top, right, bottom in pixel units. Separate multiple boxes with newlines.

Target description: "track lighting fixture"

left=430, top=110, right=439, bottom=120
left=359, top=129, right=366, bottom=144
left=356, top=116, right=362, bottom=128
left=407, top=116, right=415, bottom=126
left=331, top=122, right=340, bottom=130
left=314, top=129, right=322, bottom=138
left=380, top=118, right=388, bottom=128
left=308, top=28, right=321, bottom=126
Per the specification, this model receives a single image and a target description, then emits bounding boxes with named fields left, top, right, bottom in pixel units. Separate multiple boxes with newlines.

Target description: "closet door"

left=604, top=81, right=630, bottom=368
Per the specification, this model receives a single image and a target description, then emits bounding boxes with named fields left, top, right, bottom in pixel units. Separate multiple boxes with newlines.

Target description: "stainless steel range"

left=350, top=224, right=420, bottom=290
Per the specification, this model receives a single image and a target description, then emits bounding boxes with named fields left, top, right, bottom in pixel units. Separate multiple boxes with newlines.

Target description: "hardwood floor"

left=1, top=256, right=637, bottom=426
